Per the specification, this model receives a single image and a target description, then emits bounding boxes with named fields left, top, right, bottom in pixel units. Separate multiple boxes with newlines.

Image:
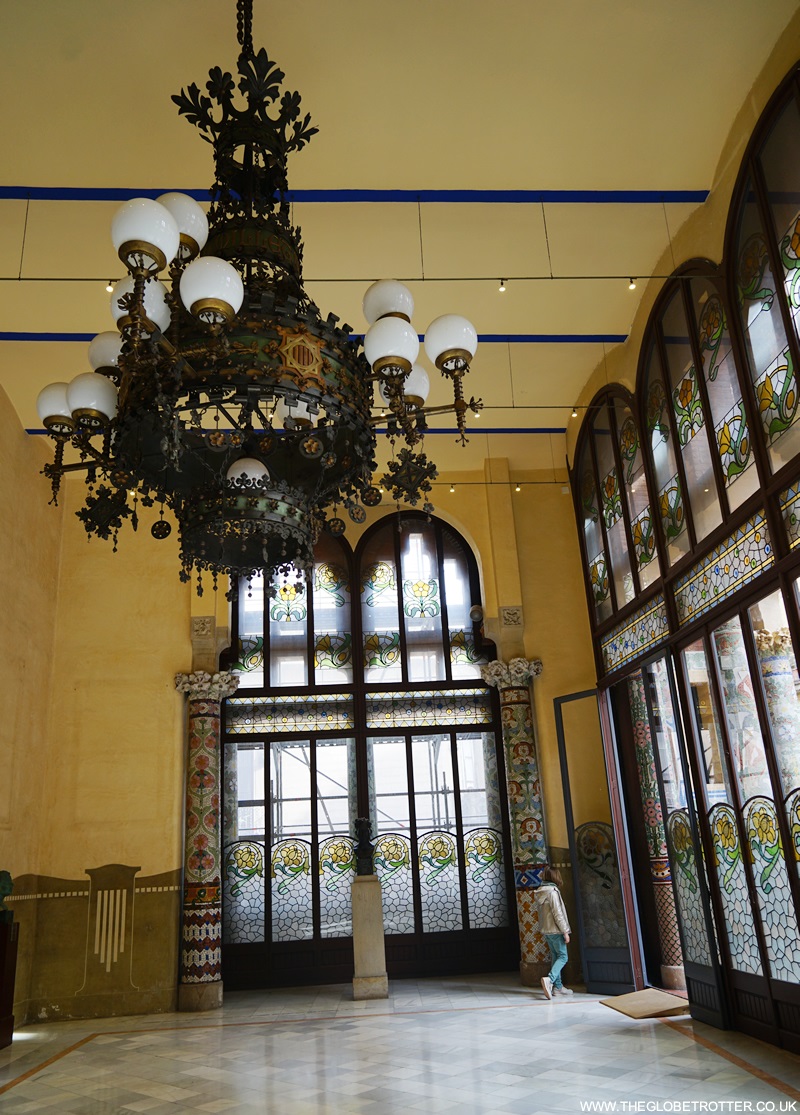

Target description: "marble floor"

left=2, top=974, right=800, bottom=1114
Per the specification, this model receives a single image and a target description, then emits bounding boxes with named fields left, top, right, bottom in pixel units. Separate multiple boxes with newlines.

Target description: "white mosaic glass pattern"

left=319, top=836, right=355, bottom=938
left=464, top=828, right=508, bottom=929
left=600, top=595, right=669, bottom=674
left=223, top=840, right=265, bottom=943
left=271, top=838, right=313, bottom=941
left=666, top=811, right=711, bottom=965
left=708, top=804, right=762, bottom=976
left=673, top=512, right=774, bottom=625
left=226, top=693, right=354, bottom=733
left=365, top=688, right=493, bottom=729
left=419, top=830, right=463, bottom=932
left=743, top=796, right=800, bottom=981
left=373, top=833, right=415, bottom=935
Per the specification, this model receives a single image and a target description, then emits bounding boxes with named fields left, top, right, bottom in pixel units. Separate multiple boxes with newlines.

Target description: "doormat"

left=600, top=988, right=689, bottom=1019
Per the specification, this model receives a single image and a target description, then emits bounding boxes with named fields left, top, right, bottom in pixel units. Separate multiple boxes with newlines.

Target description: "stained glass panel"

left=574, top=821, right=627, bottom=948
left=361, top=545, right=402, bottom=682
left=615, top=400, right=658, bottom=590
left=464, top=828, right=507, bottom=929
left=313, top=553, right=353, bottom=685
left=443, top=529, right=486, bottom=680
left=318, top=835, right=355, bottom=939
left=374, top=832, right=415, bottom=934
left=673, top=513, right=773, bottom=625
left=646, top=346, right=691, bottom=565
left=418, top=829, right=463, bottom=932
left=735, top=178, right=800, bottom=472
left=223, top=840, right=265, bottom=943
left=400, top=522, right=446, bottom=682
left=708, top=803, right=762, bottom=975
left=580, top=456, right=613, bottom=622
left=599, top=595, right=669, bottom=674
left=226, top=693, right=354, bottom=734
left=749, top=591, right=800, bottom=796
left=271, top=837, right=313, bottom=941
left=743, top=797, right=800, bottom=980
left=365, top=688, right=493, bottom=729
left=666, top=812, right=712, bottom=966
left=780, top=480, right=800, bottom=550
left=593, top=408, right=634, bottom=606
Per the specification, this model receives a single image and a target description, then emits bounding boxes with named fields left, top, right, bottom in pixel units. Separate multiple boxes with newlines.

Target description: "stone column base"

left=659, top=964, right=686, bottom=991
left=178, top=981, right=223, bottom=1012
left=353, top=974, right=389, bottom=1000
left=519, top=959, right=549, bottom=987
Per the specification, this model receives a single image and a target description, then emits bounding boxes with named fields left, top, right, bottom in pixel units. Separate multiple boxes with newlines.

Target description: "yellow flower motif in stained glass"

left=279, top=584, right=297, bottom=603
left=324, top=840, right=352, bottom=866
left=718, top=423, right=732, bottom=456
left=787, top=387, right=796, bottom=413
left=758, top=376, right=776, bottom=412
left=471, top=832, right=497, bottom=857
left=659, top=492, right=671, bottom=517
left=632, top=521, right=644, bottom=547
left=751, top=807, right=777, bottom=847
left=714, top=813, right=736, bottom=851
left=604, top=473, right=617, bottom=501
left=791, top=217, right=800, bottom=258
left=280, top=844, right=305, bottom=868
left=234, top=845, right=259, bottom=871
left=411, top=580, right=435, bottom=601
left=379, top=837, right=407, bottom=864
left=671, top=820, right=692, bottom=853
left=678, top=377, right=694, bottom=410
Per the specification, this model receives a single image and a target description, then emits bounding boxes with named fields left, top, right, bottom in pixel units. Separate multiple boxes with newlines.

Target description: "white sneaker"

left=541, top=976, right=553, bottom=999
left=554, top=986, right=573, bottom=996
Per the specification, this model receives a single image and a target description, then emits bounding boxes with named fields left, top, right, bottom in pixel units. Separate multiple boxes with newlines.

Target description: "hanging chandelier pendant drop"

left=36, top=0, right=482, bottom=595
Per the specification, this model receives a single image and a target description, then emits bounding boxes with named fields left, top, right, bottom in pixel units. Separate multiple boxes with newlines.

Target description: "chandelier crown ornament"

left=37, top=0, right=484, bottom=598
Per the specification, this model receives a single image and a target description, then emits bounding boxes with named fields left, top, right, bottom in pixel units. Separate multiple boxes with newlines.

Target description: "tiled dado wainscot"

left=7, top=864, right=181, bottom=1023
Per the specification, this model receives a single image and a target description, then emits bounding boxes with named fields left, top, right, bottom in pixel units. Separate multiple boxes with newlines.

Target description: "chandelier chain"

left=236, top=0, right=254, bottom=58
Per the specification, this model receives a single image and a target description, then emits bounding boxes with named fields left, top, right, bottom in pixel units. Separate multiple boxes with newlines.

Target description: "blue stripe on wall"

left=1, top=331, right=626, bottom=344
left=0, top=187, right=709, bottom=205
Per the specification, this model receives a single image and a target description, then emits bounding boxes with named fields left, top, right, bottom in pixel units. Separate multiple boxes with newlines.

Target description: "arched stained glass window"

left=732, top=92, right=800, bottom=474
left=221, top=513, right=516, bottom=987
left=643, top=343, right=691, bottom=567
left=573, top=390, right=658, bottom=625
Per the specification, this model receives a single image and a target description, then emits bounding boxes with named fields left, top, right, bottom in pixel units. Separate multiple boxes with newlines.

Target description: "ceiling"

left=1, top=0, right=798, bottom=477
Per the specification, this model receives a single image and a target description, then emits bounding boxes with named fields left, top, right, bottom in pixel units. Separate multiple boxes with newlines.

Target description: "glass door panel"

left=710, top=619, right=800, bottom=983
left=317, top=738, right=356, bottom=939
left=270, top=739, right=313, bottom=942
left=683, top=638, right=764, bottom=975
left=369, top=735, right=415, bottom=934
left=413, top=734, right=463, bottom=931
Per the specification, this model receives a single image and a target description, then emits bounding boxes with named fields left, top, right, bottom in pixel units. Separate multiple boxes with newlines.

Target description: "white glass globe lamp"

left=88, top=331, right=123, bottom=373
left=156, top=192, right=209, bottom=260
left=111, top=198, right=180, bottom=273
left=110, top=277, right=171, bottom=333
left=362, top=279, right=414, bottom=325
left=424, top=314, right=478, bottom=375
left=66, top=372, right=118, bottom=429
left=37, top=382, right=74, bottom=432
left=378, top=362, right=430, bottom=408
left=179, top=256, right=244, bottom=325
left=274, top=397, right=313, bottom=429
left=364, top=316, right=419, bottom=376
left=226, top=458, right=270, bottom=484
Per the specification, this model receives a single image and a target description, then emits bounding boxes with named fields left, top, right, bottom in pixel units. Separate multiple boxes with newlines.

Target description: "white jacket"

left=534, top=882, right=570, bottom=935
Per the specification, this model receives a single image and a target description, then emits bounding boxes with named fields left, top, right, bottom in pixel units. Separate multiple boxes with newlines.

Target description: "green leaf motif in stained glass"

left=319, top=837, right=356, bottom=890
left=716, top=405, right=751, bottom=482
left=373, top=834, right=410, bottom=880
left=697, top=294, right=726, bottom=381
left=450, top=629, right=485, bottom=665
left=363, top=630, right=401, bottom=668
left=646, top=378, right=670, bottom=444
left=314, top=562, right=349, bottom=606
left=756, top=348, right=799, bottom=445
left=631, top=509, right=655, bottom=569
left=589, top=553, right=609, bottom=604
left=672, top=366, right=704, bottom=446
left=581, top=469, right=598, bottom=522
left=232, top=635, right=263, bottom=673
left=361, top=560, right=395, bottom=606
left=737, top=231, right=774, bottom=310
left=600, top=469, right=622, bottom=528
left=618, top=416, right=639, bottom=485
left=271, top=840, right=310, bottom=893
left=403, top=578, right=441, bottom=618
left=418, top=831, right=456, bottom=885
left=779, top=210, right=800, bottom=309
left=270, top=582, right=307, bottom=622
left=225, top=841, right=264, bottom=897
left=658, top=476, right=686, bottom=543
left=314, top=631, right=352, bottom=670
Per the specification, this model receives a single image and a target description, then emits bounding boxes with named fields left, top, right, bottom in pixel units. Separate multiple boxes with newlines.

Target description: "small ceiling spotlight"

left=515, top=483, right=521, bottom=492
left=449, top=484, right=455, bottom=493
left=498, top=279, right=506, bottom=293
left=571, top=406, right=578, bottom=418
left=105, top=280, right=114, bottom=292
left=628, top=277, right=637, bottom=290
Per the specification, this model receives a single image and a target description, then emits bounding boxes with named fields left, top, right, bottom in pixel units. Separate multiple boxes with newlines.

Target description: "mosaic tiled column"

left=628, top=673, right=685, bottom=989
left=175, top=669, right=239, bottom=1011
left=482, top=656, right=550, bottom=983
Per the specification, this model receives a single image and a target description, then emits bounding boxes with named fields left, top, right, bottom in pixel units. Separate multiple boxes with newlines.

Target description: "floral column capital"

left=175, top=670, right=240, bottom=701
left=481, top=657, right=542, bottom=689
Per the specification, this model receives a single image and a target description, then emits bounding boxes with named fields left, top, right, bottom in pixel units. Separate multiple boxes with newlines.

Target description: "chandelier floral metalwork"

left=36, top=0, right=481, bottom=595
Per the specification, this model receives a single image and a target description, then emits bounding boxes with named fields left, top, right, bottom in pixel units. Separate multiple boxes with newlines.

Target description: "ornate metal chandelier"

left=35, top=0, right=481, bottom=595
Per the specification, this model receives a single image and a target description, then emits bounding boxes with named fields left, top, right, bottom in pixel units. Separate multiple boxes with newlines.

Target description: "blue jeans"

left=544, top=932, right=568, bottom=988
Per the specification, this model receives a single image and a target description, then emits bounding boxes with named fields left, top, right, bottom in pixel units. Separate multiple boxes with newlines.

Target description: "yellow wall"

left=0, top=384, right=62, bottom=877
